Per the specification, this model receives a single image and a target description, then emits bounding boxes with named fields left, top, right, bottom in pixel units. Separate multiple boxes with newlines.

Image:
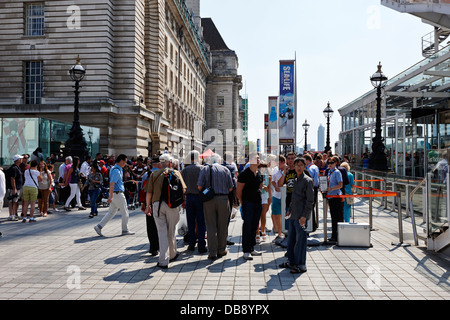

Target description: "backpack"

left=4, top=165, right=16, bottom=189
left=158, top=169, right=184, bottom=215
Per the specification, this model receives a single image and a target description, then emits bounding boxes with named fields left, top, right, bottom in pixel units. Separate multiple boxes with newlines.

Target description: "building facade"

left=0, top=0, right=216, bottom=162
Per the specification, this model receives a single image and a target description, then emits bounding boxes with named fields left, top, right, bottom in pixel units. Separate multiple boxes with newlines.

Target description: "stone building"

left=201, top=17, right=243, bottom=156
left=0, top=0, right=211, bottom=160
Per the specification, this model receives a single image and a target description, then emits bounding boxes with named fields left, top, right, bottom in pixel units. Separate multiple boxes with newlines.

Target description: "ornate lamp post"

left=302, top=119, right=310, bottom=152
left=369, top=62, right=388, bottom=171
left=64, top=56, right=89, bottom=161
left=323, top=102, right=334, bottom=153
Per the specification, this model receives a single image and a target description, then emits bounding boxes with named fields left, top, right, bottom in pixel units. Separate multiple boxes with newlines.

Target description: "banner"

left=268, top=96, right=279, bottom=154
left=279, top=60, right=295, bottom=145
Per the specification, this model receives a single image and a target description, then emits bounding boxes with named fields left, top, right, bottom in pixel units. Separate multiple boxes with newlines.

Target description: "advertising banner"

left=279, top=60, right=296, bottom=145
left=268, top=96, right=279, bottom=154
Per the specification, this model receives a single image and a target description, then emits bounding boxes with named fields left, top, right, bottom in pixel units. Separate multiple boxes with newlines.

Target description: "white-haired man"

left=197, top=153, right=234, bottom=260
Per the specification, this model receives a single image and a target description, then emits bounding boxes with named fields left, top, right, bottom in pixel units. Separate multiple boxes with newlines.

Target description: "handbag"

left=199, top=165, right=215, bottom=202
left=346, top=196, right=354, bottom=205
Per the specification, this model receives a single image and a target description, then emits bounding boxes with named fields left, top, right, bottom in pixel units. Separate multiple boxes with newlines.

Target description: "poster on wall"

left=279, top=60, right=296, bottom=145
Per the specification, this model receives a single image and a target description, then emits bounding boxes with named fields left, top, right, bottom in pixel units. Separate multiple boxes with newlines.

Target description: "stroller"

left=124, top=180, right=139, bottom=210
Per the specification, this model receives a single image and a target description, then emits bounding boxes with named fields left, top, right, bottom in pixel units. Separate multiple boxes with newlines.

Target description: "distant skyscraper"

left=318, top=124, right=325, bottom=152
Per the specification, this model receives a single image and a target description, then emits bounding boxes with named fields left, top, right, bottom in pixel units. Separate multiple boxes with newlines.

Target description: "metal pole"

left=281, top=185, right=287, bottom=234
left=323, top=195, right=328, bottom=244
left=369, top=187, right=373, bottom=230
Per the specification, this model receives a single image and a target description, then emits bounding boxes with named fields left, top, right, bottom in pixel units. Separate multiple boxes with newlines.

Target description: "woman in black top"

left=237, top=152, right=263, bottom=260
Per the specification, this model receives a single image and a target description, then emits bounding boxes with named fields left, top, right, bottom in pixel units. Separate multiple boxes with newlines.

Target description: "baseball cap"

left=13, top=154, right=23, bottom=161
left=159, top=154, right=171, bottom=163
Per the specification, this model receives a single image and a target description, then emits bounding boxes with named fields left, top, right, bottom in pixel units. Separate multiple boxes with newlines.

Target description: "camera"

left=7, top=193, right=18, bottom=200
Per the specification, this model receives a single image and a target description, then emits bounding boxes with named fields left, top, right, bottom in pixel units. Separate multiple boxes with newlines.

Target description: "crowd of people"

left=1, top=147, right=356, bottom=274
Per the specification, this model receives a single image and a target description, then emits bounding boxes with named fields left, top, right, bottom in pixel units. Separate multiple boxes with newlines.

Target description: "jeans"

left=88, top=189, right=100, bottom=214
left=186, top=194, right=206, bottom=248
left=241, top=200, right=262, bottom=253
left=286, top=219, right=308, bottom=268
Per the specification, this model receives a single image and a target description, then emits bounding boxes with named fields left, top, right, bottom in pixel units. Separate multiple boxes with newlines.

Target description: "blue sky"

left=201, top=0, right=431, bottom=152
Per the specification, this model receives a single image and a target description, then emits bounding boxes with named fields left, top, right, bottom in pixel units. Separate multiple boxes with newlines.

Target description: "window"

left=217, top=111, right=224, bottom=122
left=217, top=96, right=224, bottom=106
left=25, top=3, right=45, bottom=36
left=25, top=61, right=44, bottom=104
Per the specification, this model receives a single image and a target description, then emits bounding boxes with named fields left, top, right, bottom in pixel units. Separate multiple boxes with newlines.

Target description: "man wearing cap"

left=94, top=154, right=134, bottom=237
left=7, top=155, right=24, bottom=221
left=144, top=153, right=186, bottom=268
left=197, top=153, right=234, bottom=260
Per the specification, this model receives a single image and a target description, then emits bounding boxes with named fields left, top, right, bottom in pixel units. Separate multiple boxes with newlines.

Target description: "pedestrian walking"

left=63, top=156, right=86, bottom=211
left=181, top=150, right=207, bottom=254
left=94, top=154, right=135, bottom=237
left=37, top=161, right=53, bottom=217
left=237, top=152, right=263, bottom=260
left=280, top=157, right=314, bottom=273
left=22, top=160, right=42, bottom=222
left=197, top=153, right=234, bottom=260
left=145, top=154, right=186, bottom=268
left=82, top=164, right=103, bottom=218
left=258, top=161, right=272, bottom=242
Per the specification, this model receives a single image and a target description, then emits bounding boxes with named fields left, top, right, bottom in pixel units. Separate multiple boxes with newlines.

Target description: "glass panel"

left=428, top=148, right=448, bottom=235
left=2, top=118, right=39, bottom=165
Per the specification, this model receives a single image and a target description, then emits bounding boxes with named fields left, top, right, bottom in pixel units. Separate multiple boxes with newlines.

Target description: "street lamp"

left=302, top=119, right=310, bottom=152
left=323, top=102, right=334, bottom=153
left=369, top=62, right=388, bottom=171
left=64, top=56, right=89, bottom=161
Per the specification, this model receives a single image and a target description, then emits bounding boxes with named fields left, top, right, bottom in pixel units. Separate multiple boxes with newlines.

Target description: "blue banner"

left=279, top=60, right=295, bottom=145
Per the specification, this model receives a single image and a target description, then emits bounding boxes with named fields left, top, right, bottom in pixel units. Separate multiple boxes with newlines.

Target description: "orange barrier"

left=326, top=185, right=397, bottom=199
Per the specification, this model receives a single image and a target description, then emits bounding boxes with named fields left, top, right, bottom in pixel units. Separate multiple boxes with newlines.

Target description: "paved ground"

left=0, top=194, right=448, bottom=303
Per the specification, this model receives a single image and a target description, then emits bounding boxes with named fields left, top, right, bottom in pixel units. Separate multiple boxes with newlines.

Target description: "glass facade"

left=0, top=117, right=99, bottom=166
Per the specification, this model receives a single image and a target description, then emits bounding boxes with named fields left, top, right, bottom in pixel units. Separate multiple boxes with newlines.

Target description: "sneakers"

left=251, top=250, right=262, bottom=256
left=63, top=207, right=71, bottom=211
left=94, top=225, right=103, bottom=236
left=8, top=215, right=19, bottom=221
left=243, top=252, right=253, bottom=260
left=122, top=230, right=135, bottom=236
left=78, top=206, right=86, bottom=210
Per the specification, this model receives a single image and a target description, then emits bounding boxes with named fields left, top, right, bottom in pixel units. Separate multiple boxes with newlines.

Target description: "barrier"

left=324, top=180, right=407, bottom=246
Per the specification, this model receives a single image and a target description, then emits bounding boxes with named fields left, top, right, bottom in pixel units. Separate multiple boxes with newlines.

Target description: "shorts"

left=261, top=192, right=269, bottom=204
left=6, top=188, right=22, bottom=202
left=271, top=197, right=281, bottom=215
left=22, top=186, right=39, bottom=202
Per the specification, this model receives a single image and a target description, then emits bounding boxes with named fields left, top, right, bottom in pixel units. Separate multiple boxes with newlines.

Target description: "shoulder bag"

left=199, top=165, right=215, bottom=202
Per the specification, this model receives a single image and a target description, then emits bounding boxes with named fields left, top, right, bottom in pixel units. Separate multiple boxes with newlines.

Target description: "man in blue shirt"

left=94, top=154, right=134, bottom=236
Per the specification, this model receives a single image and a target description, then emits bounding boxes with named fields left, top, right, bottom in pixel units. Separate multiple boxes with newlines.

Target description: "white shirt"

left=80, top=161, right=90, bottom=178
left=0, top=169, right=5, bottom=200
left=271, top=166, right=282, bottom=199
left=23, top=169, right=40, bottom=188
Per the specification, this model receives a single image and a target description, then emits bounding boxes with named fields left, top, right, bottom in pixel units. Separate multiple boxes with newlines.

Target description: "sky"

left=201, top=0, right=431, bottom=152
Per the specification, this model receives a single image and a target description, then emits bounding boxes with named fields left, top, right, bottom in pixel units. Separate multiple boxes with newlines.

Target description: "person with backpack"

left=94, top=154, right=135, bottom=237
left=6, top=155, right=24, bottom=221
left=144, top=153, right=186, bottom=269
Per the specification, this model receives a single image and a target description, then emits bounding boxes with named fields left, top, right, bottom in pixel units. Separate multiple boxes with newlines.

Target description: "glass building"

left=1, top=117, right=100, bottom=166
left=338, top=45, right=450, bottom=179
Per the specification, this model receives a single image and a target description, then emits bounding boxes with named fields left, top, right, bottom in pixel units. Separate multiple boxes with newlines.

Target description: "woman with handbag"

left=38, top=161, right=53, bottom=217
left=341, top=162, right=355, bottom=223
left=21, top=160, right=42, bottom=222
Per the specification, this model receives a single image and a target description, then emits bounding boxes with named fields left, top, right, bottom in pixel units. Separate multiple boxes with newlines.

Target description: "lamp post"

left=369, top=62, right=388, bottom=171
left=323, top=102, right=334, bottom=153
left=64, top=56, right=89, bottom=161
left=302, top=119, right=310, bottom=152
